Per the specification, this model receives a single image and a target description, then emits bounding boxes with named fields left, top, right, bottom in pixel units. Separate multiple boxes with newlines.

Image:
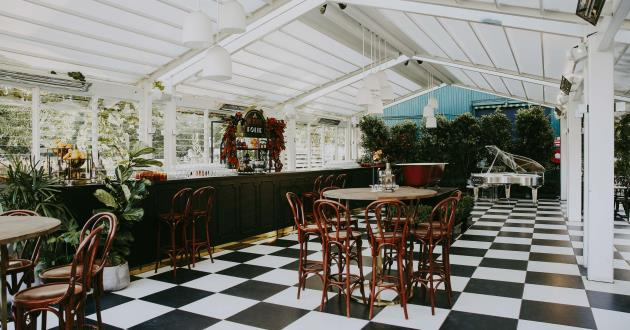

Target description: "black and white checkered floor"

left=10, top=199, right=630, bottom=329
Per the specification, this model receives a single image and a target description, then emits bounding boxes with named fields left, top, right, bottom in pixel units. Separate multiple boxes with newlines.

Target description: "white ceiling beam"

left=330, top=0, right=608, bottom=38
left=599, top=1, right=630, bottom=51
left=412, top=54, right=559, bottom=88
left=153, top=0, right=325, bottom=86
left=287, top=55, right=408, bottom=107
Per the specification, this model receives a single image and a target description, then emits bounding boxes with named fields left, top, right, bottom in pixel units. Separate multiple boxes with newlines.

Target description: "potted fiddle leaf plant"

left=94, top=145, right=162, bottom=291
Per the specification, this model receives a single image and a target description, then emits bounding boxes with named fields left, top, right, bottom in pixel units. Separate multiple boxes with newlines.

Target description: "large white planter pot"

left=103, top=262, right=130, bottom=292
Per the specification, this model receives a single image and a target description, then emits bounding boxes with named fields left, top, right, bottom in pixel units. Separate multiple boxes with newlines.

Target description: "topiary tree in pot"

left=514, top=106, right=555, bottom=168
left=93, top=145, right=162, bottom=291
left=358, top=115, right=389, bottom=164
left=385, top=121, right=420, bottom=164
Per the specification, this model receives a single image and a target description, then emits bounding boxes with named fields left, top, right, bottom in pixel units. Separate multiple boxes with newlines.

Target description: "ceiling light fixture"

left=319, top=4, right=327, bottom=14
left=182, top=4, right=213, bottom=49
left=202, top=0, right=232, bottom=80
left=220, top=0, right=246, bottom=34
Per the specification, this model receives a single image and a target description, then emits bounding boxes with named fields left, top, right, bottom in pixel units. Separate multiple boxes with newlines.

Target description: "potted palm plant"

left=94, top=146, right=162, bottom=291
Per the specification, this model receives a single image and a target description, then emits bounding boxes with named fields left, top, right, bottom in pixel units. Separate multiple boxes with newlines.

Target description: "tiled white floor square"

left=462, top=229, right=498, bottom=236
left=527, top=261, right=580, bottom=276
left=501, top=227, right=534, bottom=233
left=253, top=268, right=299, bottom=286
left=181, top=273, right=247, bottom=292
left=517, top=320, right=589, bottom=330
left=530, top=245, right=574, bottom=255
left=582, top=278, right=630, bottom=296
left=290, top=241, right=322, bottom=251
left=192, top=259, right=240, bottom=273
left=522, top=284, right=589, bottom=307
left=114, top=278, right=176, bottom=298
left=238, top=244, right=286, bottom=255
left=534, top=224, right=567, bottom=230
left=472, top=267, right=527, bottom=283
left=180, top=293, right=258, bottom=319
left=453, top=292, right=521, bottom=319
left=532, top=233, right=570, bottom=241
left=245, top=255, right=296, bottom=268
left=90, top=300, right=173, bottom=328
left=592, top=308, right=630, bottom=330
left=507, top=219, right=536, bottom=224
left=447, top=255, right=483, bottom=266
left=451, top=240, right=492, bottom=249
left=265, top=287, right=333, bottom=310
left=371, top=304, right=449, bottom=330
left=494, top=236, right=532, bottom=245
left=485, top=249, right=530, bottom=261
left=572, top=241, right=584, bottom=248
left=284, top=311, right=368, bottom=330
left=205, top=320, right=265, bottom=330
left=475, top=221, right=504, bottom=227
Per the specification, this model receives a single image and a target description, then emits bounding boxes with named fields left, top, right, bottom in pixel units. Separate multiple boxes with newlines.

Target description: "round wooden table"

left=0, top=216, right=60, bottom=329
left=322, top=186, right=437, bottom=201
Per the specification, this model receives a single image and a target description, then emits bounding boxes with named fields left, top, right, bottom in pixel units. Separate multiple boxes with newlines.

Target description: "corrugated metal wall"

left=382, top=85, right=560, bottom=136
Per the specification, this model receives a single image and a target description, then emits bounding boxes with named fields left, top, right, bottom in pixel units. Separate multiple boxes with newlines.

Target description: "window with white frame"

left=175, top=108, right=205, bottom=164
left=152, top=103, right=164, bottom=160
left=39, top=92, right=91, bottom=158
left=0, top=85, right=31, bottom=160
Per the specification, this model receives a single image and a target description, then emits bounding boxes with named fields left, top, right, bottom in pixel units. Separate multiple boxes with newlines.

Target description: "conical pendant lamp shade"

left=425, top=116, right=437, bottom=128
left=355, top=85, right=372, bottom=105
left=376, top=71, right=389, bottom=88
left=368, top=99, right=384, bottom=114
left=380, top=84, right=395, bottom=100
left=220, top=0, right=246, bottom=35
left=182, top=11, right=213, bottom=49
left=202, top=46, right=232, bottom=81
left=365, top=73, right=380, bottom=91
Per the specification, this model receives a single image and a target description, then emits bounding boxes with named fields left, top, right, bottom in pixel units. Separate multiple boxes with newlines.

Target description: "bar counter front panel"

left=58, top=168, right=374, bottom=267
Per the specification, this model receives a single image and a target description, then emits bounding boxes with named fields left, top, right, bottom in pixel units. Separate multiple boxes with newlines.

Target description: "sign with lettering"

left=243, top=109, right=266, bottom=138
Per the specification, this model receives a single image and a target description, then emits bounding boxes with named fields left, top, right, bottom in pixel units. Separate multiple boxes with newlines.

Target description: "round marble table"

left=0, top=216, right=60, bottom=329
left=322, top=186, right=438, bottom=201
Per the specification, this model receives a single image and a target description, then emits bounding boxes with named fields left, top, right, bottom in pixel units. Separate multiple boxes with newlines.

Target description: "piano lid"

left=485, top=145, right=545, bottom=173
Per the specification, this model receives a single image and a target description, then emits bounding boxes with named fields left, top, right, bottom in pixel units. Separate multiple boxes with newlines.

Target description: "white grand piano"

left=469, top=145, right=545, bottom=203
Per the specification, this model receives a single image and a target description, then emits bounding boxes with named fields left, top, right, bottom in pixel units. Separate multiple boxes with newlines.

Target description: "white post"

left=286, top=117, right=296, bottom=171
left=31, top=87, right=40, bottom=162
left=89, top=96, right=99, bottom=160
left=560, top=114, right=568, bottom=201
left=567, top=101, right=583, bottom=224
left=320, top=126, right=325, bottom=165
left=163, top=99, right=177, bottom=168
left=345, top=121, right=352, bottom=161
left=139, top=82, right=153, bottom=147
left=306, top=124, right=312, bottom=169
left=584, top=32, right=615, bottom=283
left=203, top=109, right=210, bottom=163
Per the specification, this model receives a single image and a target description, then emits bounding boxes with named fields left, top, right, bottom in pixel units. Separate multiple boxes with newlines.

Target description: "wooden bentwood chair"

left=286, top=192, right=324, bottom=299
left=187, top=186, right=216, bottom=266
left=13, top=227, right=103, bottom=330
left=365, top=199, right=411, bottom=319
left=39, top=212, right=118, bottom=329
left=314, top=199, right=367, bottom=317
left=155, top=187, right=192, bottom=278
left=409, top=195, right=459, bottom=315
left=0, top=210, right=43, bottom=296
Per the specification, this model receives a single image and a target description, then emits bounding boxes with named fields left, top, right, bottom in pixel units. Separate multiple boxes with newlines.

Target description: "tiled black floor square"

left=129, top=310, right=219, bottom=330
left=479, top=257, right=528, bottom=271
left=439, top=310, right=517, bottom=330
left=448, top=247, right=487, bottom=257
left=614, top=268, right=630, bottom=281
left=615, top=244, right=630, bottom=252
left=217, top=263, right=274, bottom=279
left=570, top=235, right=584, bottom=242
left=221, top=280, right=289, bottom=300
left=270, top=247, right=310, bottom=258
left=471, top=225, right=503, bottom=231
left=408, top=286, right=460, bottom=308
left=215, top=251, right=264, bottom=263
left=519, top=300, right=596, bottom=329
left=363, top=322, right=416, bottom=330
left=508, top=215, right=536, bottom=219
left=529, top=252, right=576, bottom=264
left=49, top=320, right=123, bottom=330
left=459, top=234, right=496, bottom=242
left=534, top=228, right=568, bottom=235
left=320, top=292, right=383, bottom=320
left=497, top=231, right=533, bottom=238
left=586, top=290, right=630, bottom=313
left=450, top=264, right=477, bottom=277
left=141, top=286, right=212, bottom=308
left=503, top=223, right=534, bottom=228
left=148, top=268, right=210, bottom=284
left=263, top=239, right=299, bottom=247
left=489, top=243, right=531, bottom=252
left=227, top=302, right=309, bottom=329
left=222, top=242, right=254, bottom=251
left=525, top=271, right=584, bottom=289
left=463, top=278, right=524, bottom=299
left=85, top=293, right=133, bottom=315
left=530, top=239, right=572, bottom=247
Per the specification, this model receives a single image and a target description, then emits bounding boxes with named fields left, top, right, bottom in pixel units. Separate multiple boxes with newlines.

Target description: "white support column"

left=560, top=114, right=568, bottom=201
left=203, top=109, right=210, bottom=163
left=320, top=126, right=325, bottom=165
left=306, top=124, right=312, bottom=169
left=139, top=82, right=153, bottom=148
left=31, top=87, right=40, bottom=162
left=89, top=96, right=99, bottom=161
left=567, top=101, right=583, bottom=224
left=286, top=117, right=296, bottom=171
left=345, top=121, right=352, bottom=161
left=584, top=33, right=615, bottom=282
left=163, top=99, right=177, bottom=168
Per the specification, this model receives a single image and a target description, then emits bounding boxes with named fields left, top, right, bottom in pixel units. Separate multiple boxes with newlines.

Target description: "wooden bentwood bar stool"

left=365, top=199, right=410, bottom=320
left=286, top=192, right=324, bottom=299
left=13, top=227, right=103, bottom=330
left=0, top=210, right=43, bottom=296
left=155, top=187, right=192, bottom=278
left=314, top=199, right=367, bottom=317
left=39, top=212, right=118, bottom=329
left=409, top=195, right=459, bottom=315
left=187, top=186, right=216, bottom=266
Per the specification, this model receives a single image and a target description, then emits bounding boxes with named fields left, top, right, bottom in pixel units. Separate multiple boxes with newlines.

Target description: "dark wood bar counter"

left=57, top=167, right=374, bottom=267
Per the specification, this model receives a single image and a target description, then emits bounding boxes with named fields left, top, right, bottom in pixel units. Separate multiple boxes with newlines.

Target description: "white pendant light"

left=355, top=85, right=372, bottom=105
left=202, top=46, right=232, bottom=81
left=182, top=11, right=213, bottom=49
left=220, top=0, right=246, bottom=35
left=426, top=116, right=437, bottom=128
left=365, top=73, right=380, bottom=91
left=423, top=104, right=435, bottom=117
left=376, top=71, right=389, bottom=88
left=428, top=96, right=438, bottom=108
left=368, top=99, right=384, bottom=114
left=380, top=84, right=395, bottom=101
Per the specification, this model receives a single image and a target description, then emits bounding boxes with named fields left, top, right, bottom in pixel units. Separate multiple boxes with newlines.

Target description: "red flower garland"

left=221, top=112, right=242, bottom=169
left=266, top=117, right=286, bottom=172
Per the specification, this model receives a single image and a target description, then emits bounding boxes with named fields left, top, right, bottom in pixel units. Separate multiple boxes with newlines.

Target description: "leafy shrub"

left=479, top=109, right=513, bottom=158
left=358, top=115, right=389, bottom=157
left=514, top=106, right=555, bottom=168
left=615, top=113, right=630, bottom=179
